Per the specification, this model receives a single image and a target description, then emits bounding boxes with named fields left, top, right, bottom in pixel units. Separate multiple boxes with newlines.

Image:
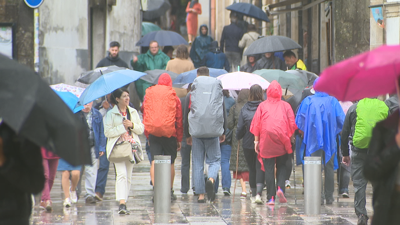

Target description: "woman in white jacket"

left=103, top=88, right=144, bottom=214
left=238, top=24, right=260, bottom=67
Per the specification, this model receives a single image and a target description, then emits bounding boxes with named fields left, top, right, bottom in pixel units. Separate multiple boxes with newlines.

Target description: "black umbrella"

left=142, top=69, right=179, bottom=84
left=244, top=35, right=302, bottom=56
left=77, top=65, right=127, bottom=84
left=226, top=3, right=270, bottom=22
left=143, top=0, right=171, bottom=21
left=136, top=30, right=188, bottom=47
left=0, top=54, right=91, bottom=166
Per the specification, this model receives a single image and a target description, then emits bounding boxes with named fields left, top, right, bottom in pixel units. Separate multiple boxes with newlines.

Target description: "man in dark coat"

left=201, top=41, right=230, bottom=72
left=240, top=55, right=259, bottom=73
left=96, top=41, right=129, bottom=68
left=0, top=121, right=45, bottom=225
left=254, top=52, right=286, bottom=71
left=220, top=12, right=245, bottom=71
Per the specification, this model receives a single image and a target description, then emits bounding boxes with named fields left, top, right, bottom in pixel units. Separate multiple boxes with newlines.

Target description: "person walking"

left=228, top=89, right=250, bottom=198
left=57, top=155, right=81, bottom=207
left=184, top=67, right=226, bottom=202
left=283, top=50, right=307, bottom=71
left=131, top=40, right=170, bottom=101
left=250, top=81, right=297, bottom=205
left=96, top=41, right=129, bottom=68
left=236, top=84, right=265, bottom=204
left=0, top=122, right=45, bottom=225
left=201, top=41, right=231, bottom=72
left=166, top=45, right=195, bottom=74
left=142, top=73, right=183, bottom=201
left=240, top=55, right=259, bottom=73
left=341, top=98, right=389, bottom=225
left=40, top=147, right=59, bottom=211
left=190, top=25, right=213, bottom=68
left=186, top=0, right=202, bottom=43
left=180, top=84, right=193, bottom=194
left=104, top=88, right=144, bottom=214
left=220, top=12, right=245, bottom=71
left=295, top=78, right=345, bottom=205
left=80, top=102, right=107, bottom=204
left=254, top=52, right=286, bottom=71
left=238, top=24, right=259, bottom=67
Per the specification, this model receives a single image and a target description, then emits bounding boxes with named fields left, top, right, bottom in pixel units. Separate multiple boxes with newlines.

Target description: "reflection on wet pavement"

left=30, top=137, right=373, bottom=224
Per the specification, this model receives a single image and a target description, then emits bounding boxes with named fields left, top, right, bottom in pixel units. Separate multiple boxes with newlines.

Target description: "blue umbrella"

left=78, top=69, right=146, bottom=106
left=173, top=68, right=228, bottom=86
left=226, top=3, right=270, bottom=22
left=135, top=30, right=188, bottom=47
left=54, top=90, right=84, bottom=113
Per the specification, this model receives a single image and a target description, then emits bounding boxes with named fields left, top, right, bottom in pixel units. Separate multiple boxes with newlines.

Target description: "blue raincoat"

left=295, top=79, right=345, bottom=165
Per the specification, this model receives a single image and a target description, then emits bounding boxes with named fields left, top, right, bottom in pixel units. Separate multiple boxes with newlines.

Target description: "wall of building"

left=333, top=0, right=370, bottom=63
left=38, top=0, right=89, bottom=85
left=0, top=0, right=34, bottom=68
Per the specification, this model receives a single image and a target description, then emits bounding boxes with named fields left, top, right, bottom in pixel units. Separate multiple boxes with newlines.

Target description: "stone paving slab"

left=31, top=136, right=374, bottom=224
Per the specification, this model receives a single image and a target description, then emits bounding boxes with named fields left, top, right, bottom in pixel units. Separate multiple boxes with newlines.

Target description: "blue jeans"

left=220, top=144, right=231, bottom=190
left=192, top=137, right=221, bottom=194
left=95, top=153, right=110, bottom=195
left=180, top=138, right=192, bottom=193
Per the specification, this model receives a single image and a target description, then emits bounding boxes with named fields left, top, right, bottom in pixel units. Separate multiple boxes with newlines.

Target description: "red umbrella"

left=314, top=45, right=400, bottom=101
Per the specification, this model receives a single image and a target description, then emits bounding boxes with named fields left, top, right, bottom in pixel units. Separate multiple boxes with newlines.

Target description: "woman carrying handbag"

left=104, top=88, right=144, bottom=214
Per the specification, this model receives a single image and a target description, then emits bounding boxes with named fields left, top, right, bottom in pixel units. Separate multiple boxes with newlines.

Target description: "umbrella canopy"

left=285, top=69, right=318, bottom=87
left=226, top=3, right=270, bottom=22
left=136, top=30, right=188, bottom=47
left=217, top=72, right=270, bottom=90
left=78, top=69, right=146, bottom=106
left=244, top=35, right=302, bottom=56
left=78, top=66, right=127, bottom=84
left=143, top=0, right=171, bottom=21
left=142, top=22, right=162, bottom=36
left=50, top=83, right=85, bottom=97
left=0, top=54, right=91, bottom=166
left=314, top=45, right=400, bottom=101
left=54, top=91, right=84, bottom=113
left=173, top=68, right=228, bottom=86
left=142, top=69, right=179, bottom=84
left=253, top=69, right=307, bottom=91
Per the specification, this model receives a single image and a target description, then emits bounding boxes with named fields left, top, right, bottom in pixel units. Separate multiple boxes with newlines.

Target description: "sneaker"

left=357, top=214, right=368, bottom=225
left=285, top=180, right=291, bottom=189
left=85, top=196, right=96, bottom=204
left=240, top=192, right=247, bottom=199
left=277, top=187, right=287, bottom=203
left=63, top=198, right=72, bottom=208
left=70, top=188, right=78, bottom=204
left=267, top=196, right=275, bottom=205
left=39, top=201, right=46, bottom=210
left=118, top=204, right=127, bottom=214
left=341, top=192, right=349, bottom=198
left=171, top=190, right=177, bottom=201
left=254, top=194, right=263, bottom=205
left=95, top=192, right=103, bottom=201
left=223, top=188, right=231, bottom=196
left=45, top=200, right=52, bottom=212
left=206, top=179, right=215, bottom=201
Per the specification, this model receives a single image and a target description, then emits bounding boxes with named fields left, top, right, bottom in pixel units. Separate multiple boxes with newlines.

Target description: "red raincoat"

left=250, top=80, right=297, bottom=159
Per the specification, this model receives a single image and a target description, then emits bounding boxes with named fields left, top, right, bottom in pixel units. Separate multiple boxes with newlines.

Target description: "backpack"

left=353, top=98, right=389, bottom=149
left=143, top=85, right=177, bottom=138
left=189, top=76, right=224, bottom=138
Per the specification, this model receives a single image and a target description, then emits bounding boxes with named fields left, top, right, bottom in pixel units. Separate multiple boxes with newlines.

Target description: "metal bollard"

left=304, top=156, right=322, bottom=215
left=154, top=155, right=171, bottom=214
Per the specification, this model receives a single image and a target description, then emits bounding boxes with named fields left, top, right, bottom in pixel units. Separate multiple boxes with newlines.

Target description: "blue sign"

left=24, top=0, right=44, bottom=8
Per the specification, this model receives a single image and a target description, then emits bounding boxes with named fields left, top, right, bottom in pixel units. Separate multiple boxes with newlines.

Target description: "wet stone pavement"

left=31, top=136, right=374, bottom=225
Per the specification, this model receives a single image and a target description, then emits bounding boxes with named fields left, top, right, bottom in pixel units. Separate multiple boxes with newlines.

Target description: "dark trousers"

left=263, top=154, right=288, bottom=200
left=95, top=154, right=110, bottom=195
left=243, top=148, right=265, bottom=190
left=180, top=138, right=192, bottom=193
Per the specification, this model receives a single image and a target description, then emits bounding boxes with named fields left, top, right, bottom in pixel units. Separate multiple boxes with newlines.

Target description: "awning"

left=265, top=0, right=325, bottom=15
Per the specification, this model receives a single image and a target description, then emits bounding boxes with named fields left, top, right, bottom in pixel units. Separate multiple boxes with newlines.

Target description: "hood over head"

left=267, top=80, right=282, bottom=100
left=237, top=89, right=250, bottom=104
left=158, top=73, right=172, bottom=87
left=210, top=41, right=220, bottom=53
left=199, top=24, right=208, bottom=37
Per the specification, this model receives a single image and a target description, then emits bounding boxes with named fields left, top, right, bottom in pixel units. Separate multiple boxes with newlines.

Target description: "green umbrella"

left=142, top=22, right=161, bottom=36
left=253, top=69, right=307, bottom=92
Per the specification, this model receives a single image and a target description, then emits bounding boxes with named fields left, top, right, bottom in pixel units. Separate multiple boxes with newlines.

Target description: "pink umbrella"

left=314, top=45, right=400, bottom=101
left=217, top=72, right=270, bottom=90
